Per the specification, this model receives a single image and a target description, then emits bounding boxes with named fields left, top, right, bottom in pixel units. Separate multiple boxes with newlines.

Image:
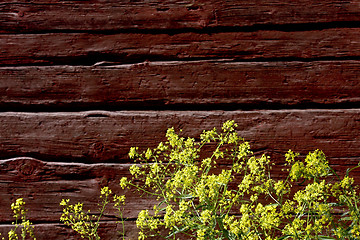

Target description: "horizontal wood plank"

left=0, top=221, right=140, bottom=240
left=0, top=110, right=359, bottom=162
left=1, top=61, right=360, bottom=108
left=1, top=156, right=359, bottom=229
left=0, top=157, right=287, bottom=223
left=1, top=0, right=360, bottom=33
left=0, top=157, right=157, bottom=222
left=1, top=29, right=360, bottom=65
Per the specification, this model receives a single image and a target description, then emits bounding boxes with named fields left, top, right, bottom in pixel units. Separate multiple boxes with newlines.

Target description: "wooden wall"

left=1, top=1, right=360, bottom=239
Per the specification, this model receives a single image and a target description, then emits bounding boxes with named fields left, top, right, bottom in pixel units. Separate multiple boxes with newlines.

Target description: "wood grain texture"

left=1, top=29, right=360, bottom=65
left=1, top=0, right=360, bottom=237
left=1, top=155, right=360, bottom=238
left=0, top=110, right=359, bottom=163
left=1, top=0, right=360, bottom=33
left=0, top=157, right=207, bottom=238
left=0, top=157, right=156, bottom=222
left=1, top=156, right=359, bottom=214
left=0, top=157, right=278, bottom=222
left=0, top=221, right=140, bottom=240
left=1, top=61, right=360, bottom=108
left=0, top=157, right=284, bottom=223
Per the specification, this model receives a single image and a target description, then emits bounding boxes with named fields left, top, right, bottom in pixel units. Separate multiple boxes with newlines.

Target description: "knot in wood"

left=15, top=157, right=44, bottom=176
left=88, top=142, right=105, bottom=159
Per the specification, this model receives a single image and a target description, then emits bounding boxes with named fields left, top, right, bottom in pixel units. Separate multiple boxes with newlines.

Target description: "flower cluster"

left=0, top=198, right=36, bottom=240
left=60, top=186, right=126, bottom=240
left=122, top=120, right=360, bottom=240
left=121, top=121, right=274, bottom=239
left=55, top=120, right=360, bottom=240
left=5, top=121, right=360, bottom=240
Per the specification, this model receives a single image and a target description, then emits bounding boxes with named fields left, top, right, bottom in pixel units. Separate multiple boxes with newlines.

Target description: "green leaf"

left=177, top=194, right=195, bottom=199
left=341, top=211, right=350, bottom=217
left=318, top=236, right=337, bottom=240
left=166, top=225, right=189, bottom=239
left=346, top=168, right=350, bottom=176
left=276, top=235, right=292, bottom=240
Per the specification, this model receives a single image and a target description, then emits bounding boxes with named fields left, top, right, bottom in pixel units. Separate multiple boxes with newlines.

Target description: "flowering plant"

left=58, top=120, right=360, bottom=240
left=60, top=186, right=126, bottom=240
left=120, top=120, right=360, bottom=240
left=0, top=198, right=36, bottom=240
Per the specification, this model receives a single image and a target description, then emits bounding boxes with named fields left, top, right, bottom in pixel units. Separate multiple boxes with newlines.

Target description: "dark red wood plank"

left=0, top=110, right=359, bottom=163
left=1, top=0, right=360, bottom=33
left=0, top=155, right=359, bottom=238
left=1, top=61, right=360, bottom=108
left=0, top=157, right=156, bottom=222
left=0, top=157, right=281, bottom=223
left=1, top=29, right=360, bottom=65
left=0, top=222, right=139, bottom=240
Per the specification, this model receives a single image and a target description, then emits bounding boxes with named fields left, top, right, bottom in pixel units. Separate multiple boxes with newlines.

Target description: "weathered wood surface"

left=0, top=221, right=140, bottom=240
left=1, top=0, right=360, bottom=238
left=1, top=61, right=360, bottom=109
left=1, top=0, right=360, bottom=33
left=0, top=157, right=193, bottom=239
left=0, top=157, right=156, bottom=221
left=1, top=29, right=360, bottom=65
left=0, top=157, right=273, bottom=223
left=1, top=156, right=359, bottom=229
left=1, top=155, right=359, bottom=239
left=0, top=110, right=359, bottom=163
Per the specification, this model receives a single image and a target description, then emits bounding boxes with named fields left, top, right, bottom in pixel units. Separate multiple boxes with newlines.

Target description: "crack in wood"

left=2, top=20, right=359, bottom=35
